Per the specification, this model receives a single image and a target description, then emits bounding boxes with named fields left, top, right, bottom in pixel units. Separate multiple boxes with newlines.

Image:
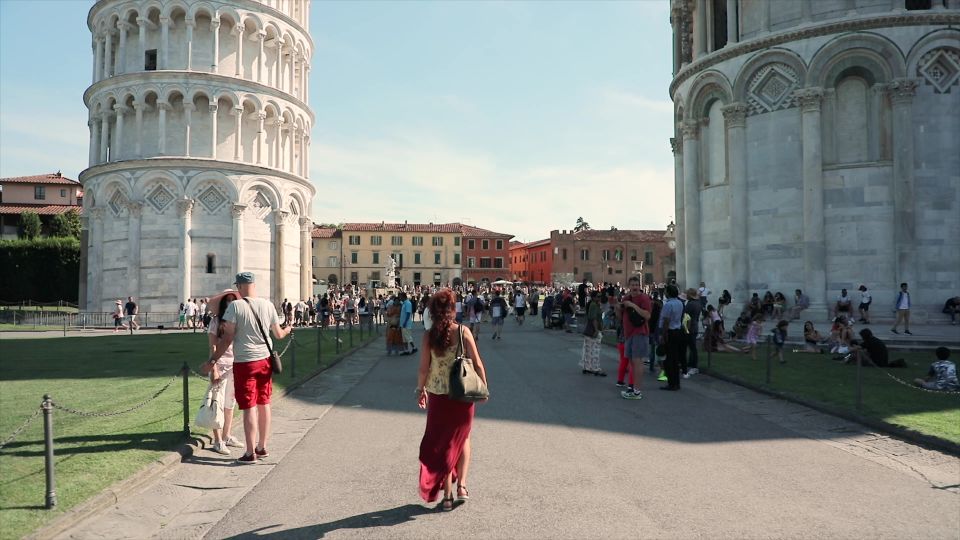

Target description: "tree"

left=50, top=209, right=82, bottom=239
left=19, top=211, right=41, bottom=239
left=574, top=217, right=591, bottom=232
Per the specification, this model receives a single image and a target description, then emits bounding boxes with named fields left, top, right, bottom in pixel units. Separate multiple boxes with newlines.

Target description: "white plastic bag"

left=195, top=382, right=224, bottom=430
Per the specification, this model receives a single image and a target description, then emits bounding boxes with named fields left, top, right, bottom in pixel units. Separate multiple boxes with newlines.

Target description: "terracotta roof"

left=524, top=238, right=552, bottom=248
left=0, top=204, right=83, bottom=216
left=458, top=224, right=513, bottom=239
left=0, top=173, right=80, bottom=186
left=564, top=229, right=667, bottom=242
left=342, top=222, right=463, bottom=233
left=312, top=227, right=340, bottom=238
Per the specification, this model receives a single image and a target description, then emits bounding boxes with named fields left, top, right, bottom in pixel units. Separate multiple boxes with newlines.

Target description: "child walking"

left=768, top=320, right=789, bottom=364
left=743, top=314, right=764, bottom=360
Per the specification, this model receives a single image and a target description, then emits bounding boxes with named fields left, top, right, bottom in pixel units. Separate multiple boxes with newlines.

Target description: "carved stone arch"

left=215, top=7, right=241, bottom=29
left=141, top=1, right=164, bottom=20
left=99, top=177, right=132, bottom=217
left=264, top=100, right=282, bottom=117
left=189, top=2, right=216, bottom=20
left=807, top=32, right=906, bottom=88
left=733, top=48, right=807, bottom=116
left=187, top=173, right=235, bottom=214
left=163, top=84, right=189, bottom=104
left=138, top=86, right=162, bottom=104
left=685, top=70, right=733, bottom=121
left=906, top=28, right=960, bottom=95
left=265, top=21, right=283, bottom=40
left=187, top=86, right=213, bottom=104
left=241, top=180, right=282, bottom=220
left=240, top=12, right=264, bottom=32
left=187, top=171, right=239, bottom=202
left=162, top=0, right=191, bottom=19
left=137, top=172, right=182, bottom=215
left=286, top=190, right=307, bottom=217
left=241, top=93, right=263, bottom=113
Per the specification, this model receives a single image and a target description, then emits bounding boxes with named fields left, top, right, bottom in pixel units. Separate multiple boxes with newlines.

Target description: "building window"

left=370, top=235, right=382, bottom=245
left=433, top=272, right=441, bottom=285
left=372, top=252, right=380, bottom=264
left=350, top=272, right=358, bottom=285
left=145, top=49, right=157, bottom=70
left=454, top=237, right=460, bottom=246
left=393, top=253, right=403, bottom=267
left=351, top=252, right=358, bottom=264
left=496, top=240, right=503, bottom=250
left=34, top=186, right=46, bottom=200
left=371, top=271, right=381, bottom=281
left=562, top=248, right=568, bottom=260
left=468, top=257, right=475, bottom=268
left=391, top=235, right=403, bottom=245
left=644, top=272, right=654, bottom=285
left=432, top=236, right=443, bottom=246
left=710, top=0, right=727, bottom=51
left=206, top=254, right=216, bottom=274
left=328, top=256, right=338, bottom=266
left=414, top=253, right=422, bottom=265
left=329, top=241, right=338, bottom=250
left=480, top=257, right=492, bottom=268
left=602, top=249, right=611, bottom=261
left=468, top=239, right=475, bottom=250
left=644, top=251, right=654, bottom=266
left=482, top=239, right=489, bottom=250
left=541, top=252, right=546, bottom=262
left=413, top=272, right=422, bottom=285
left=580, top=249, right=589, bottom=261
left=312, top=256, right=317, bottom=267
left=454, top=253, right=461, bottom=265
left=494, top=257, right=503, bottom=269
left=60, top=189, right=67, bottom=197
left=412, top=236, right=423, bottom=246
left=434, top=252, right=441, bottom=264
left=348, top=235, right=360, bottom=245
left=615, top=249, right=623, bottom=261
left=905, top=0, right=932, bottom=9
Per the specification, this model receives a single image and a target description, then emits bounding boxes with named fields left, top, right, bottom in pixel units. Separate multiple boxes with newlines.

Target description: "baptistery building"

left=670, top=0, right=960, bottom=318
left=80, top=0, right=315, bottom=312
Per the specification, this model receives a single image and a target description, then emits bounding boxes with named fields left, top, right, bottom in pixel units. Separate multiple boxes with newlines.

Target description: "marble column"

left=274, top=120, right=284, bottom=168
left=177, top=198, right=195, bottom=303
left=113, top=104, right=127, bottom=160
left=183, top=103, right=194, bottom=156
left=301, top=134, right=310, bottom=176
left=274, top=210, right=289, bottom=301
left=134, top=102, right=145, bottom=157
left=157, top=100, right=170, bottom=155
left=159, top=16, right=170, bottom=69
left=797, top=87, right=827, bottom=315
left=99, top=113, right=111, bottom=163
left=211, top=19, right=221, bottom=73
left=300, top=217, right=312, bottom=299
left=304, top=65, right=310, bottom=101
left=705, top=0, right=714, bottom=53
left=231, top=204, right=246, bottom=277
left=209, top=103, right=218, bottom=159
left=256, top=112, right=266, bottom=164
left=79, top=215, right=89, bottom=310
left=234, top=24, right=245, bottom=77
left=726, top=0, right=737, bottom=45
left=117, top=22, right=129, bottom=74
left=127, top=201, right=143, bottom=302
left=723, top=102, right=749, bottom=300
left=185, top=18, right=195, bottom=70
left=681, top=120, right=701, bottom=288
left=233, top=107, right=244, bottom=160
left=760, top=0, right=770, bottom=33
left=695, top=0, right=706, bottom=58
left=89, top=119, right=100, bottom=166
left=277, top=41, right=286, bottom=92
left=103, top=30, right=113, bottom=79
left=671, top=135, right=685, bottom=286
left=136, top=17, right=147, bottom=69
left=92, top=37, right=102, bottom=83
left=89, top=207, right=105, bottom=311
left=257, top=31, right=266, bottom=82
left=888, top=78, right=919, bottom=285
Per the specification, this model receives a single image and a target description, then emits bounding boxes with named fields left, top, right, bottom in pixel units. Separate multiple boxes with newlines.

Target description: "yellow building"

left=312, top=222, right=463, bottom=288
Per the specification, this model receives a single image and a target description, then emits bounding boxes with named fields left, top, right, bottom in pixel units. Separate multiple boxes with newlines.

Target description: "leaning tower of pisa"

left=79, top=0, right=315, bottom=313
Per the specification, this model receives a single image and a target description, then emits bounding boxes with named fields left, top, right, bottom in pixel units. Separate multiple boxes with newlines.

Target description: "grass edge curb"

left=25, top=333, right=379, bottom=540
left=701, top=368, right=960, bottom=458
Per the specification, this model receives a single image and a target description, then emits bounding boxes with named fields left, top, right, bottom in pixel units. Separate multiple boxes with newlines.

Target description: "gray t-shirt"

left=223, top=297, right=281, bottom=363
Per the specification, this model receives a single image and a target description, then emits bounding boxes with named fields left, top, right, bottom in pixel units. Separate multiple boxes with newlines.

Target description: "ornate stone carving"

left=89, top=207, right=106, bottom=221
left=146, top=184, right=176, bottom=213
left=176, top=197, right=195, bottom=217
left=795, top=87, right=824, bottom=112
left=681, top=120, right=700, bottom=140
left=126, top=201, right=143, bottom=218
left=247, top=189, right=272, bottom=219
left=887, top=78, right=919, bottom=104
left=299, top=216, right=312, bottom=232
left=746, top=63, right=800, bottom=115
left=197, top=185, right=227, bottom=213
left=108, top=189, right=128, bottom=217
left=722, top=102, right=748, bottom=128
left=670, top=136, right=682, bottom=155
left=274, top=209, right=290, bottom=227
left=916, top=48, right=959, bottom=94
left=231, top=204, right=247, bottom=219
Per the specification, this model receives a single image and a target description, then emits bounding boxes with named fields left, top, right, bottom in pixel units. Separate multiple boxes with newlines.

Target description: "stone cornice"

left=79, top=158, right=317, bottom=197
left=670, top=11, right=960, bottom=97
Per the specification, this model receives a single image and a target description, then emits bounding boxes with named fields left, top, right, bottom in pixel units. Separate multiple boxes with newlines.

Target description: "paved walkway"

left=42, top=320, right=960, bottom=539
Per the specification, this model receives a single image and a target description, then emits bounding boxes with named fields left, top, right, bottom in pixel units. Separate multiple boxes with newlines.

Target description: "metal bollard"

left=291, top=331, right=297, bottom=378
left=855, top=349, right=862, bottom=412
left=336, top=323, right=341, bottom=353
left=706, top=343, right=712, bottom=370
left=317, top=323, right=322, bottom=365
left=765, top=334, right=772, bottom=385
left=42, top=394, right=57, bottom=509
left=181, top=362, right=190, bottom=437
left=349, top=320, right=354, bottom=348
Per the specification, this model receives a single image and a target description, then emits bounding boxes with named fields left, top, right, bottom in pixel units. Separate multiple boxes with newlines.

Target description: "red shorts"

left=232, top=358, right=272, bottom=410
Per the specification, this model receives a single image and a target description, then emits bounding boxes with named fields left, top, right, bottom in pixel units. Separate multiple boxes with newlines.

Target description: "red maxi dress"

left=418, top=342, right=474, bottom=502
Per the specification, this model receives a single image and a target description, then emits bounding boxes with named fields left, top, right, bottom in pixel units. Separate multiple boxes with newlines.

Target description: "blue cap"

left=234, top=271, right=255, bottom=284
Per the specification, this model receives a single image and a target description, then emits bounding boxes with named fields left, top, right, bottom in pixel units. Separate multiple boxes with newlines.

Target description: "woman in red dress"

left=416, top=288, right=488, bottom=510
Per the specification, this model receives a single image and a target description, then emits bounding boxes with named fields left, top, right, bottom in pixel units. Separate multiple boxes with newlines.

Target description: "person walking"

left=891, top=282, right=912, bottom=335
left=513, top=289, right=527, bottom=325
left=580, top=290, right=605, bottom=376
left=658, top=284, right=685, bottom=391
left=113, top=300, right=127, bottom=332
left=400, top=292, right=417, bottom=355
left=682, top=288, right=702, bottom=378
left=857, top=285, right=872, bottom=324
left=416, top=288, right=488, bottom=510
left=529, top=287, right=538, bottom=317
left=618, top=276, right=651, bottom=399
left=488, top=291, right=508, bottom=340
left=206, top=290, right=243, bottom=455
left=206, top=272, right=291, bottom=464
left=124, top=296, right=140, bottom=330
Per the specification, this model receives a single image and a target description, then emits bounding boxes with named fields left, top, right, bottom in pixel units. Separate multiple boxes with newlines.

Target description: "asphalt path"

left=206, top=318, right=959, bottom=540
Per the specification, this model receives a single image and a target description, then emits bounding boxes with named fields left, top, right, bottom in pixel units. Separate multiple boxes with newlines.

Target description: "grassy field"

left=0, top=326, right=376, bottom=539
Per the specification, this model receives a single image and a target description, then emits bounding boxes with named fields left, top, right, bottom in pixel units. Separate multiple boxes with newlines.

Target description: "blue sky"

left=0, top=0, right=675, bottom=242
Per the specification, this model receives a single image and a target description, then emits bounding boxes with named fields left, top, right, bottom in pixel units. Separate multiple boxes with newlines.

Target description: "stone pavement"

left=39, top=320, right=960, bottom=539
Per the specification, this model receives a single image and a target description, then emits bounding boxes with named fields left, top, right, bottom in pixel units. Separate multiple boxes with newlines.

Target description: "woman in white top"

left=207, top=290, right=243, bottom=455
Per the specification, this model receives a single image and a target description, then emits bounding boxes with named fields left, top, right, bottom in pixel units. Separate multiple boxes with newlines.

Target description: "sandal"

left=457, top=485, right=470, bottom=501
left=441, top=495, right=455, bottom=511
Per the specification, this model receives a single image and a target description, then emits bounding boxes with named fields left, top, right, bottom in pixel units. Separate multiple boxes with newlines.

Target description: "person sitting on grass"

left=914, top=347, right=959, bottom=391
left=850, top=328, right=906, bottom=367
left=795, top=321, right=826, bottom=353
left=706, top=320, right=745, bottom=353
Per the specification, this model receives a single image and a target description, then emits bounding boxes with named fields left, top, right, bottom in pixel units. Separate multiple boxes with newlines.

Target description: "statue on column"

left=385, top=255, right=397, bottom=287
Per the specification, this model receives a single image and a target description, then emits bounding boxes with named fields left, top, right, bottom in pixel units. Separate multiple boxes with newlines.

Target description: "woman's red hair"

left=427, top=288, right=456, bottom=355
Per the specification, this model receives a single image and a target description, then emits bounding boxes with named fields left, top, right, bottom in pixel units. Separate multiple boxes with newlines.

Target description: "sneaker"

left=890, top=329, right=899, bottom=334
left=225, top=436, right=243, bottom=448
left=255, top=447, right=269, bottom=458
left=682, top=372, right=691, bottom=379
left=657, top=371, right=668, bottom=382
left=615, top=381, right=627, bottom=388
left=688, top=368, right=699, bottom=375
left=904, top=330, right=913, bottom=335
left=236, top=453, right=257, bottom=464
left=620, top=389, right=643, bottom=400
left=211, top=442, right=230, bottom=455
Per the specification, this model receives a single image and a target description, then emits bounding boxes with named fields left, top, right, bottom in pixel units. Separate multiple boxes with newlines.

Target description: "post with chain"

left=181, top=362, right=190, bottom=437
left=706, top=339, right=712, bottom=371
left=349, top=319, right=354, bottom=348
left=855, top=349, right=863, bottom=412
left=42, top=394, right=57, bottom=509
left=316, top=323, right=322, bottom=365
left=63, top=313, right=67, bottom=337
left=765, top=334, right=771, bottom=385
left=336, top=321, right=341, bottom=354
left=291, top=330, right=297, bottom=379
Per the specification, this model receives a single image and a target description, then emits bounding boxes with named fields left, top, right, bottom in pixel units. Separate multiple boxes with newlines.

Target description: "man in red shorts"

left=617, top=275, right=652, bottom=400
left=207, top=271, right=291, bottom=463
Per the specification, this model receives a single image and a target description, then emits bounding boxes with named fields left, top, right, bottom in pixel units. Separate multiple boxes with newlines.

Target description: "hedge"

left=0, top=237, right=80, bottom=302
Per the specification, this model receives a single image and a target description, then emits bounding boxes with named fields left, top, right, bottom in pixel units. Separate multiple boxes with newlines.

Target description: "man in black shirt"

left=853, top=328, right=905, bottom=367
left=124, top=296, right=140, bottom=330
left=683, top=289, right=702, bottom=376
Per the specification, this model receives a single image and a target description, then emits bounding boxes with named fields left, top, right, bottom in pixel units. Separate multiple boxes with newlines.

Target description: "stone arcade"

left=669, top=0, right=960, bottom=318
left=79, top=0, right=315, bottom=312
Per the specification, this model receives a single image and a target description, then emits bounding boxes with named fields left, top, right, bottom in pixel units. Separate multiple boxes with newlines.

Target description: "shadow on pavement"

left=224, top=503, right=435, bottom=539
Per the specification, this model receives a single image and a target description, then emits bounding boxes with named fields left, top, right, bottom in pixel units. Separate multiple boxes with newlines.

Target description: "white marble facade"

left=670, top=0, right=960, bottom=319
left=80, top=0, right=315, bottom=313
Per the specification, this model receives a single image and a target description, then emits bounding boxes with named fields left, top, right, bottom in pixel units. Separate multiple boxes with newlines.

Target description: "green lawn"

left=0, top=326, right=376, bottom=539
left=700, top=349, right=960, bottom=445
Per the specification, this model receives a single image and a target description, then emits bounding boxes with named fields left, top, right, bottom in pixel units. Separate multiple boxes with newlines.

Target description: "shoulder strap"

left=456, top=324, right=465, bottom=358
left=243, top=298, right=275, bottom=356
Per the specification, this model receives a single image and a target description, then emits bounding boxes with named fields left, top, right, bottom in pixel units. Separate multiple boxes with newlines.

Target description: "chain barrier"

left=50, top=373, right=180, bottom=417
left=0, top=408, right=43, bottom=450
left=858, top=354, right=960, bottom=396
